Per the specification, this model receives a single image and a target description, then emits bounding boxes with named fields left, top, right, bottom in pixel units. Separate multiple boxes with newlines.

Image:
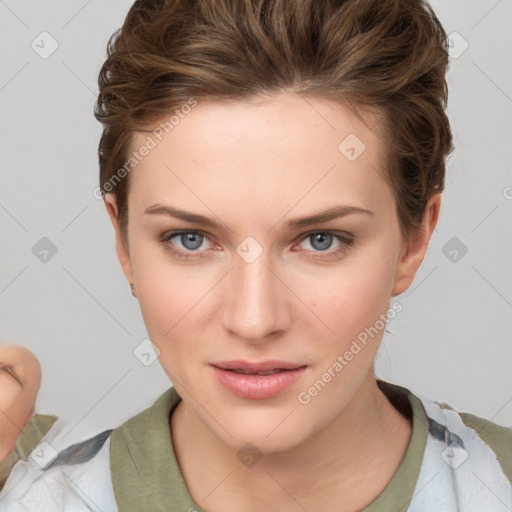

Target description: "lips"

left=210, top=361, right=308, bottom=399
left=210, top=360, right=305, bottom=374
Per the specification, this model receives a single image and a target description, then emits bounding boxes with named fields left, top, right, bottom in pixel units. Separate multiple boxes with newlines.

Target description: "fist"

left=0, top=345, right=41, bottom=463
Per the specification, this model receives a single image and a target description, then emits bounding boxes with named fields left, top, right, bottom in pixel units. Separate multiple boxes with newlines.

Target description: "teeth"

left=231, top=369, right=284, bottom=375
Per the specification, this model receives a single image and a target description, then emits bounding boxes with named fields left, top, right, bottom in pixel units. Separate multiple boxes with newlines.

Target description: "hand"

left=0, top=345, right=41, bottom=463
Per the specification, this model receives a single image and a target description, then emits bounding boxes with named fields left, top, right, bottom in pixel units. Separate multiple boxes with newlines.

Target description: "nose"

left=221, top=251, right=291, bottom=343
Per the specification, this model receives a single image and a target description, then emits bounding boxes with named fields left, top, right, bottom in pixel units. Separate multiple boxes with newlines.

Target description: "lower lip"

left=211, top=365, right=307, bottom=399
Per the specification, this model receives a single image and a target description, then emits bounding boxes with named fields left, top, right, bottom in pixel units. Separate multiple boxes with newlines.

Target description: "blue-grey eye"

left=309, top=232, right=333, bottom=251
left=180, top=232, right=204, bottom=250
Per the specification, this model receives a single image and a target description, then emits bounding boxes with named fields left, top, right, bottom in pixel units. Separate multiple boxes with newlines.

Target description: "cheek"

left=130, top=246, right=222, bottom=366
left=295, top=243, right=399, bottom=342
left=291, top=248, right=400, bottom=410
left=134, top=259, right=203, bottom=336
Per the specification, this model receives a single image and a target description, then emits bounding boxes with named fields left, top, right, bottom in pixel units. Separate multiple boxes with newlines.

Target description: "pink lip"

left=210, top=360, right=304, bottom=372
left=210, top=361, right=307, bottom=400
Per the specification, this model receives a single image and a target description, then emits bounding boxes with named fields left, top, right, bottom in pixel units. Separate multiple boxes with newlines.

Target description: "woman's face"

left=106, top=91, right=431, bottom=452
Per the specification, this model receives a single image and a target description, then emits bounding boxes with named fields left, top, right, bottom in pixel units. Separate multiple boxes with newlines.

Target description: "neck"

left=170, top=373, right=412, bottom=512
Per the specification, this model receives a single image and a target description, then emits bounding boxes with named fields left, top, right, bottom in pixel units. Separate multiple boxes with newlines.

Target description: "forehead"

left=127, top=92, right=392, bottom=222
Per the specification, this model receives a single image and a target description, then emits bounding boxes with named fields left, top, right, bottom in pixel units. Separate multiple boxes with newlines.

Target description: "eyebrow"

left=144, top=204, right=225, bottom=229
left=144, top=204, right=373, bottom=230
left=285, top=205, right=373, bottom=229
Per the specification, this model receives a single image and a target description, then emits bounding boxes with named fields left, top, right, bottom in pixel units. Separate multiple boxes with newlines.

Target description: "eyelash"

left=160, top=230, right=354, bottom=260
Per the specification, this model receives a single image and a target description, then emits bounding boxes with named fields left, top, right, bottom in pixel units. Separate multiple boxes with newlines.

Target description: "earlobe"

left=392, top=194, right=441, bottom=297
left=103, top=193, right=135, bottom=290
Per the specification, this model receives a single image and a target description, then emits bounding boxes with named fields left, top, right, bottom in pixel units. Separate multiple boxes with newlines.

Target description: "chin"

left=205, top=406, right=313, bottom=456
left=229, top=428, right=305, bottom=457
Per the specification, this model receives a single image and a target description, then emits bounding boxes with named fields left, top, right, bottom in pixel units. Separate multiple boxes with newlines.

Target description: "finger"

left=0, top=362, right=24, bottom=386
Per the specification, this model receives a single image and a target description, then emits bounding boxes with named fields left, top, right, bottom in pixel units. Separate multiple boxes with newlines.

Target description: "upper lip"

left=210, top=360, right=306, bottom=372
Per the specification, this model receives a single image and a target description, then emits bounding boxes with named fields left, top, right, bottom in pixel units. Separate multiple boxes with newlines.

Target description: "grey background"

left=0, top=0, right=511, bottom=443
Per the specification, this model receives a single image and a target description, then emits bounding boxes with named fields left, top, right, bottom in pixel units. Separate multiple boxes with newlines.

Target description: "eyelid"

left=295, top=229, right=353, bottom=243
left=161, top=229, right=215, bottom=246
left=292, top=230, right=354, bottom=256
left=160, top=229, right=219, bottom=257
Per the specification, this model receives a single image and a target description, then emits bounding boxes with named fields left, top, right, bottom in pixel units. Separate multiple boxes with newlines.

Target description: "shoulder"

left=0, top=388, right=179, bottom=512
left=414, top=387, right=512, bottom=476
left=0, top=415, right=118, bottom=511
left=439, top=401, right=512, bottom=482
left=0, top=413, right=57, bottom=491
left=383, top=380, right=512, bottom=475
left=409, top=387, right=512, bottom=510
left=378, top=379, right=512, bottom=509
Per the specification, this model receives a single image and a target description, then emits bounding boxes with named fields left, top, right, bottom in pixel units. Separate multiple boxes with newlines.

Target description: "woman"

left=1, top=0, right=510, bottom=510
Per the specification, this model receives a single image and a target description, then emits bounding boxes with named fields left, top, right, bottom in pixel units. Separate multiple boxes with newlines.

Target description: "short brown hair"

left=94, top=0, right=453, bottom=246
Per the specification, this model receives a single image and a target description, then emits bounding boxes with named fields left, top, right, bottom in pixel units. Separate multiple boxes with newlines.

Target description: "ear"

left=392, top=193, right=441, bottom=296
left=104, top=193, right=135, bottom=288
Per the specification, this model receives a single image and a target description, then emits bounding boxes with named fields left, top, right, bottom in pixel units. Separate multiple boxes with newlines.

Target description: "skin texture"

left=0, top=345, right=41, bottom=463
left=105, top=91, right=440, bottom=512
